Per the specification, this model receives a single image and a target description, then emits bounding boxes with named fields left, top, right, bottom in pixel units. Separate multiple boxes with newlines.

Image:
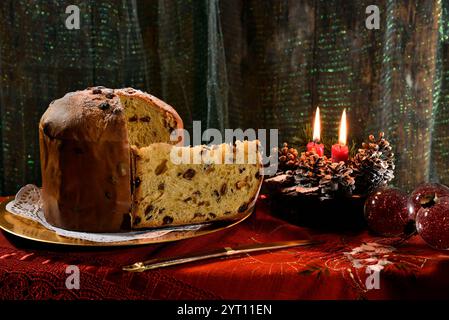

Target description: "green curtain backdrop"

left=0, top=0, right=448, bottom=195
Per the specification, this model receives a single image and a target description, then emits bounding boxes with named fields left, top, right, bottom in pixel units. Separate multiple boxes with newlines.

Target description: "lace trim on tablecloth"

left=5, top=184, right=206, bottom=243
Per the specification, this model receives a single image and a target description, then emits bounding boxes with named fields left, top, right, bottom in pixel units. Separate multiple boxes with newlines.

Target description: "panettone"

left=39, top=87, right=183, bottom=232
left=39, top=87, right=262, bottom=233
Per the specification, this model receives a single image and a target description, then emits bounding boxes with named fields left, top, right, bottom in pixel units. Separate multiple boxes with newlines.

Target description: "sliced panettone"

left=39, top=86, right=263, bottom=233
left=39, top=86, right=183, bottom=232
left=131, top=140, right=263, bottom=228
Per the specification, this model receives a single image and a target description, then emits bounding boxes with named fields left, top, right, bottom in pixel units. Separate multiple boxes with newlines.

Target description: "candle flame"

left=313, top=107, right=321, bottom=142
left=339, top=109, right=347, bottom=145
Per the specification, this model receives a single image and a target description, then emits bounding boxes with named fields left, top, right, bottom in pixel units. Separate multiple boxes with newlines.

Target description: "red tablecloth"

left=1, top=195, right=449, bottom=300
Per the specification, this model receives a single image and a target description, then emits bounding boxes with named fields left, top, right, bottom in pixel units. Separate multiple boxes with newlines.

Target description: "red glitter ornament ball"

left=416, top=194, right=449, bottom=250
left=364, top=187, right=410, bottom=237
left=408, top=183, right=449, bottom=220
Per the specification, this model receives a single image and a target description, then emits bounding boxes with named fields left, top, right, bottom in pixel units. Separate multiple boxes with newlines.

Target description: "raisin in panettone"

left=39, top=87, right=183, bottom=232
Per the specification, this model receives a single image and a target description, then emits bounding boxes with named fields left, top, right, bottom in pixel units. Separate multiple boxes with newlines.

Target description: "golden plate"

left=0, top=196, right=253, bottom=247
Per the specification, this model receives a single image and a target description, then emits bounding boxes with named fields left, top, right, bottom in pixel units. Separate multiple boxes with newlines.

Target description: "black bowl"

left=269, top=192, right=367, bottom=232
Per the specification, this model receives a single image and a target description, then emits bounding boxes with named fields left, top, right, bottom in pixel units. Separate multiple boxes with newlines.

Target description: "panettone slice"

left=130, top=140, right=263, bottom=228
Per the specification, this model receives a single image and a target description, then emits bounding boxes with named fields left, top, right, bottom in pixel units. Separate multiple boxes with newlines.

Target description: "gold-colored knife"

left=122, top=239, right=321, bottom=272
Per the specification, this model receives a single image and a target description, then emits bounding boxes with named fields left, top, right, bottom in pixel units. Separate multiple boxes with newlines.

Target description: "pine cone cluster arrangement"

left=350, top=132, right=395, bottom=194
left=271, top=133, right=395, bottom=199
left=278, top=143, right=300, bottom=171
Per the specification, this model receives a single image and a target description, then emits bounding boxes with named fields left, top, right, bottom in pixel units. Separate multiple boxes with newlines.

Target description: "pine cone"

left=295, top=151, right=331, bottom=187
left=319, top=162, right=355, bottom=198
left=278, top=142, right=300, bottom=171
left=351, top=132, right=395, bottom=194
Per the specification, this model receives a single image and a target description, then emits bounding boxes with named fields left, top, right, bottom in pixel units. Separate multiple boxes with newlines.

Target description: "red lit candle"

left=331, top=109, right=349, bottom=162
left=306, top=107, right=324, bottom=157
